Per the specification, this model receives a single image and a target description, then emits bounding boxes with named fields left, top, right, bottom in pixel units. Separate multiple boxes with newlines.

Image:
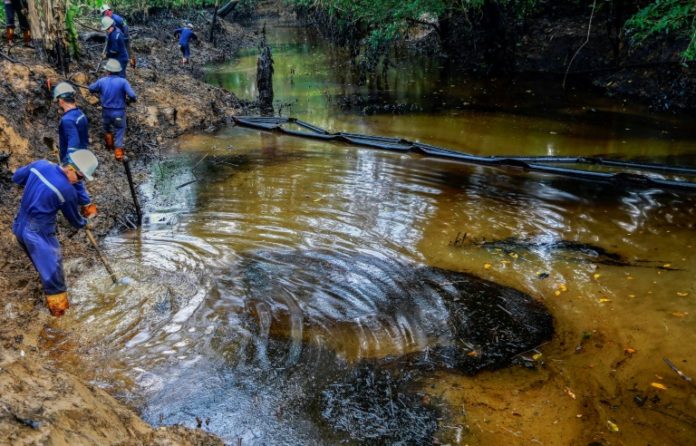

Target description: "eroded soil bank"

left=0, top=9, right=258, bottom=445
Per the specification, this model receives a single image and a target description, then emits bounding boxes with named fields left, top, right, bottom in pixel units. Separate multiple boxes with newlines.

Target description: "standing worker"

left=174, top=23, right=197, bottom=65
left=11, top=149, right=98, bottom=317
left=3, top=0, right=31, bottom=46
left=88, top=59, right=137, bottom=162
left=99, top=4, right=135, bottom=69
left=101, top=16, right=129, bottom=78
left=53, top=82, right=97, bottom=219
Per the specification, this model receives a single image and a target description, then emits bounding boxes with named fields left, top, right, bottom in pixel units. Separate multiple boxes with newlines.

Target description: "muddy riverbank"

left=0, top=9, right=257, bottom=445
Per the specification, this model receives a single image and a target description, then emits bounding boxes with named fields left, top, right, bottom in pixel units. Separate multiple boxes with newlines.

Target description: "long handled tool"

left=85, top=228, right=120, bottom=284
left=122, top=156, right=143, bottom=225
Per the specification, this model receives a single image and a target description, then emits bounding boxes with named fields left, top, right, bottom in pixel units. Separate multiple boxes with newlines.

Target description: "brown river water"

left=45, top=20, right=696, bottom=445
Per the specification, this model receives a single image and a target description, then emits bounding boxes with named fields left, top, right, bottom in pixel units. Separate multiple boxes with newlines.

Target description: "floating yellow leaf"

left=484, top=263, right=492, bottom=270
left=599, top=298, right=611, bottom=303
left=624, top=347, right=637, bottom=355
left=500, top=260, right=510, bottom=265
left=663, top=263, right=671, bottom=268
left=593, top=273, right=601, bottom=280
left=509, top=252, right=519, bottom=259
left=607, top=420, right=619, bottom=432
left=650, top=382, right=668, bottom=390
left=554, top=290, right=561, bottom=296
left=677, top=292, right=689, bottom=297
left=564, top=387, right=576, bottom=399
left=628, top=294, right=636, bottom=298
left=558, top=284, right=568, bottom=292
left=671, top=312, right=688, bottom=318
left=532, top=353, right=543, bottom=361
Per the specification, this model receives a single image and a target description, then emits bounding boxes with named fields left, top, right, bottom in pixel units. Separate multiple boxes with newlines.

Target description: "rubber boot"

left=114, top=147, right=125, bottom=162
left=6, top=27, right=14, bottom=45
left=46, top=292, right=69, bottom=317
left=22, top=30, right=32, bottom=48
left=104, top=132, right=115, bottom=151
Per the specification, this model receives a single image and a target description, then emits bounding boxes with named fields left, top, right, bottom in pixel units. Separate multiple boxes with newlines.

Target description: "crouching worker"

left=12, top=150, right=99, bottom=317
left=174, top=23, right=197, bottom=65
left=88, top=59, right=137, bottom=161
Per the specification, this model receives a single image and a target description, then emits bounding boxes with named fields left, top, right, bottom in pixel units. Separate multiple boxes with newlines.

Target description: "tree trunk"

left=27, top=0, right=70, bottom=72
left=257, top=43, right=274, bottom=116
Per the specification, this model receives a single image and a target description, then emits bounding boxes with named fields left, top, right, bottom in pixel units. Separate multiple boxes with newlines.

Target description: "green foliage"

left=625, top=0, right=696, bottom=62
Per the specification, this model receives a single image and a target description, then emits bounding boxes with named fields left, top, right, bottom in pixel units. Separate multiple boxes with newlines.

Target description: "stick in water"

left=85, top=228, right=120, bottom=284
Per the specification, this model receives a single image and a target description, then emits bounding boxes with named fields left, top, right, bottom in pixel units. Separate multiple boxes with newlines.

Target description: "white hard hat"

left=101, top=16, right=115, bottom=31
left=67, top=150, right=98, bottom=181
left=53, top=82, right=76, bottom=101
left=100, top=4, right=112, bottom=14
left=104, top=58, right=122, bottom=73
left=186, top=23, right=194, bottom=29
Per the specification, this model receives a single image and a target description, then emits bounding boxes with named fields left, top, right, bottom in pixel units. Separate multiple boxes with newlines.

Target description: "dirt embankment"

left=0, top=10, right=257, bottom=445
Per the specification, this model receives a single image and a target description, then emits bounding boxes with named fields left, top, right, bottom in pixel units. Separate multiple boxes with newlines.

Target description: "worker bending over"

left=174, top=23, right=197, bottom=65
left=89, top=59, right=137, bottom=162
left=3, top=0, right=31, bottom=46
left=100, top=4, right=135, bottom=68
left=101, top=16, right=129, bottom=78
left=12, top=149, right=98, bottom=317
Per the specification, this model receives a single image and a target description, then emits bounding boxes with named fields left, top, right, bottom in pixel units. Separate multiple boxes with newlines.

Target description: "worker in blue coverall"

left=174, top=23, right=197, bottom=65
left=53, top=82, right=97, bottom=219
left=101, top=16, right=129, bottom=78
left=99, top=4, right=135, bottom=69
left=12, top=149, right=99, bottom=317
left=3, top=0, right=31, bottom=46
left=89, top=59, right=137, bottom=162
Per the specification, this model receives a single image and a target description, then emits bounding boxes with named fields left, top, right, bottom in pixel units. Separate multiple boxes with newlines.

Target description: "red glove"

left=114, top=148, right=125, bottom=161
left=81, top=203, right=97, bottom=219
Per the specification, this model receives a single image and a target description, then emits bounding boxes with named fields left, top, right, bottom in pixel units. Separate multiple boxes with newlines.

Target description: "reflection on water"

left=49, top=17, right=696, bottom=446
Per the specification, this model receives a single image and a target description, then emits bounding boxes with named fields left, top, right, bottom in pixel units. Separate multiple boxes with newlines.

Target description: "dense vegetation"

left=287, top=0, right=696, bottom=62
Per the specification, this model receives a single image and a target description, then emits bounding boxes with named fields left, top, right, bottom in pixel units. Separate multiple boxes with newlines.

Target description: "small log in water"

left=257, top=42, right=274, bottom=116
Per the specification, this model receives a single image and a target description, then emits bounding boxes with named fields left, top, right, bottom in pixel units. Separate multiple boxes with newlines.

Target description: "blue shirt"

left=58, top=107, right=89, bottom=162
left=106, top=28, right=128, bottom=63
left=89, top=75, right=137, bottom=110
left=111, top=13, right=129, bottom=39
left=12, top=160, right=87, bottom=233
left=174, top=28, right=197, bottom=46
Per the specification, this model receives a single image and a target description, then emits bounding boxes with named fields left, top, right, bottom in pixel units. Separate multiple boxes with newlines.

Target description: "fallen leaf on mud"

left=564, top=387, right=576, bottom=399
left=607, top=420, right=619, bottom=432
left=650, top=382, right=668, bottom=390
left=467, top=351, right=479, bottom=357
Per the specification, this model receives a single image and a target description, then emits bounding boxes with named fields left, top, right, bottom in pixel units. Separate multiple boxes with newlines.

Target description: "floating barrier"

left=233, top=116, right=696, bottom=192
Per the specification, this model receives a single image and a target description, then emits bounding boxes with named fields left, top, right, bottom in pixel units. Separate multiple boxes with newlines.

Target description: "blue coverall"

left=3, top=0, right=29, bottom=32
left=89, top=75, right=137, bottom=148
left=57, top=107, right=92, bottom=207
left=12, top=160, right=88, bottom=295
left=174, top=28, right=197, bottom=59
left=111, top=13, right=129, bottom=40
left=106, top=28, right=129, bottom=78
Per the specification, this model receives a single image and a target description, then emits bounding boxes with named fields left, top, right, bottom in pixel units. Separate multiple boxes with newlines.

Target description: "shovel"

left=85, top=227, right=120, bottom=285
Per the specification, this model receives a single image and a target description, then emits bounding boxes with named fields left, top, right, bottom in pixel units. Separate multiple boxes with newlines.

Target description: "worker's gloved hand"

left=130, top=57, right=136, bottom=69
left=85, top=222, right=95, bottom=231
left=114, top=148, right=125, bottom=161
left=46, top=292, right=69, bottom=317
left=81, top=203, right=97, bottom=219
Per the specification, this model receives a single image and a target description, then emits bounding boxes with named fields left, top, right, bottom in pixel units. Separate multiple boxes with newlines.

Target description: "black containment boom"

left=232, top=116, right=696, bottom=193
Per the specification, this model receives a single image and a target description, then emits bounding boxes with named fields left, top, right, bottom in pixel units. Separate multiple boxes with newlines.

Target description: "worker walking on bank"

left=101, top=16, right=129, bottom=78
left=174, top=23, right=197, bottom=65
left=88, top=59, right=137, bottom=162
left=12, top=149, right=98, bottom=317
left=53, top=82, right=97, bottom=219
left=3, top=0, right=31, bottom=46
left=99, top=4, right=135, bottom=69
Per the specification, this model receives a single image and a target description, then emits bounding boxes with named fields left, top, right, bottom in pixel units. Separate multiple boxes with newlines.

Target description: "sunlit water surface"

left=45, top=19, right=696, bottom=446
